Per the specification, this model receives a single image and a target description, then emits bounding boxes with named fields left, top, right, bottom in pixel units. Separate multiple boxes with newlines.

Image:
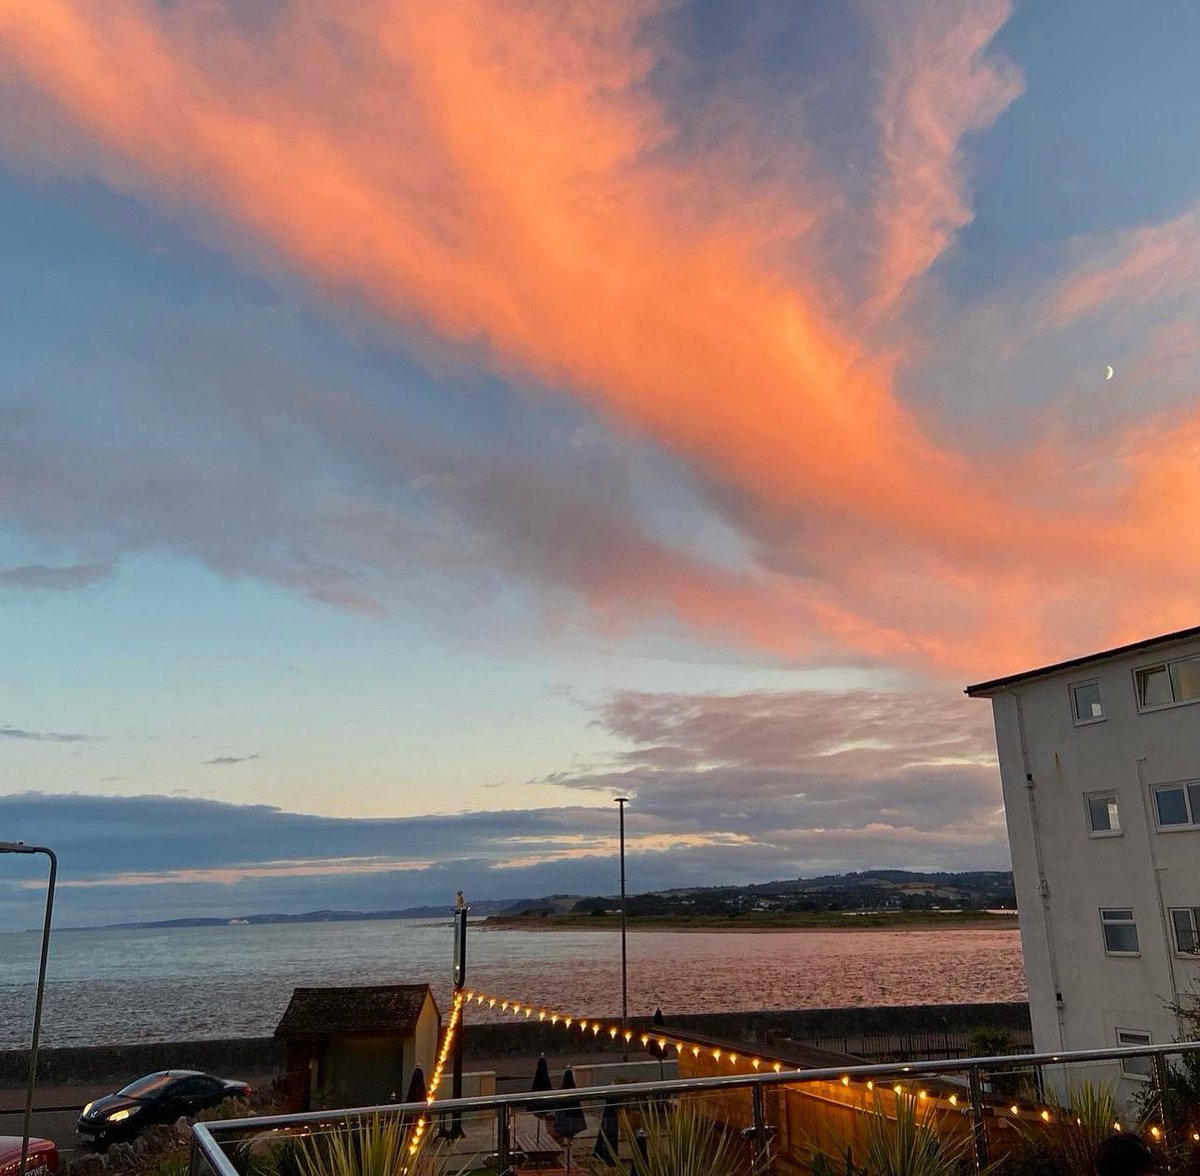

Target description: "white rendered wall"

left=984, top=634, right=1200, bottom=1096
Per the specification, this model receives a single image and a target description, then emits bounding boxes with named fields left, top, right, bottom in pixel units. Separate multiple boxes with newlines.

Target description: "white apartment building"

left=967, top=625, right=1200, bottom=1092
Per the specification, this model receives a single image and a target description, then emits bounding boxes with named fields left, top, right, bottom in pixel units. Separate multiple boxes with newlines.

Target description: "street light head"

left=614, top=797, right=629, bottom=804
left=0, top=842, right=37, bottom=854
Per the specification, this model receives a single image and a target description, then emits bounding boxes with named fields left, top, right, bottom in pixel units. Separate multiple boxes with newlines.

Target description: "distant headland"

left=58, top=868, right=1015, bottom=932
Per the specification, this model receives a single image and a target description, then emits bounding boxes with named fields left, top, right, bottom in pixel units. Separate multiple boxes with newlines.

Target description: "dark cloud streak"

left=1, top=727, right=92, bottom=743
left=0, top=561, right=115, bottom=591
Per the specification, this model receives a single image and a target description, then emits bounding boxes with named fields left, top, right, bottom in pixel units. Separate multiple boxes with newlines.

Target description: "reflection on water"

left=0, top=919, right=1025, bottom=1048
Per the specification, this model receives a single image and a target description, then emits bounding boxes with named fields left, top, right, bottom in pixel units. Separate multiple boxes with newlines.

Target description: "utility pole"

left=615, top=799, right=629, bottom=1061
left=450, top=890, right=468, bottom=1138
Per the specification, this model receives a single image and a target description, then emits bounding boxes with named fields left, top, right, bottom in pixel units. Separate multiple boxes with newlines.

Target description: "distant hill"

left=72, top=869, right=1014, bottom=931
left=567, top=869, right=1016, bottom=918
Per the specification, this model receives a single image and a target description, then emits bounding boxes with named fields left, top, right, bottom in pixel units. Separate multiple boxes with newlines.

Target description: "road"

left=0, top=1074, right=277, bottom=1165
left=0, top=1053, right=648, bottom=1163
left=0, top=1085, right=114, bottom=1165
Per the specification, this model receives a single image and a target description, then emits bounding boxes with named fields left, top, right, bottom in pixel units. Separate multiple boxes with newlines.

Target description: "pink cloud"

left=867, top=0, right=1023, bottom=316
left=0, top=2, right=1197, bottom=679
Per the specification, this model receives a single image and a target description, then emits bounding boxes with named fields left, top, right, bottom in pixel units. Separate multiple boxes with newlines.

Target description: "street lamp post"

left=614, top=798, right=629, bottom=1061
left=0, top=843, right=57, bottom=1176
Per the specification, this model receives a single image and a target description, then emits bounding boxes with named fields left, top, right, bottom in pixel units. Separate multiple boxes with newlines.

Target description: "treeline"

left=566, top=869, right=1016, bottom=918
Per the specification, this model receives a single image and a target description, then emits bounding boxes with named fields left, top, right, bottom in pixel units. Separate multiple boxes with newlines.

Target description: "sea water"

left=0, top=919, right=1025, bottom=1048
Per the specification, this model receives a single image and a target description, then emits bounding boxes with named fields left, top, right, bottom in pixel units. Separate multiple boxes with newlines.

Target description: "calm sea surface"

left=0, top=919, right=1026, bottom=1049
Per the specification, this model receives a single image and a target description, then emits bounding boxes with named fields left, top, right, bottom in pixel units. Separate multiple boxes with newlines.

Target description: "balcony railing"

left=190, top=1039, right=1200, bottom=1176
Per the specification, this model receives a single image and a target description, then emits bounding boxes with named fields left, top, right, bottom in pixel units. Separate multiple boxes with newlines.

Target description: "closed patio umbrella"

left=530, top=1053, right=553, bottom=1145
left=552, top=1067, right=587, bottom=1172
left=646, top=1006, right=667, bottom=1079
left=405, top=1066, right=427, bottom=1105
left=592, top=1098, right=620, bottom=1166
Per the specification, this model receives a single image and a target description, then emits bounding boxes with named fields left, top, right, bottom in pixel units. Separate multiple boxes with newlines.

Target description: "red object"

left=0, top=1137, right=60, bottom=1176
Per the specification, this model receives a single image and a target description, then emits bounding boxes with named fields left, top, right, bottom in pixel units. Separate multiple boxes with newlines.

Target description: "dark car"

left=77, top=1070, right=251, bottom=1146
left=0, top=1137, right=59, bottom=1176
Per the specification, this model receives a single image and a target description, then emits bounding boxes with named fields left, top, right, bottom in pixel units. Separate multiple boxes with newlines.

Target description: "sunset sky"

left=3, top=1, right=1200, bottom=929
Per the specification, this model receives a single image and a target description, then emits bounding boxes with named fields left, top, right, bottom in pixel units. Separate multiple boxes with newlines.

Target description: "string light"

left=455, top=988, right=1062, bottom=1128
left=403, top=989, right=465, bottom=1168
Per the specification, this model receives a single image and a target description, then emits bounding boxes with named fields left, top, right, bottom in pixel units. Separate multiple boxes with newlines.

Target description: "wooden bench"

left=510, top=1126, right=565, bottom=1170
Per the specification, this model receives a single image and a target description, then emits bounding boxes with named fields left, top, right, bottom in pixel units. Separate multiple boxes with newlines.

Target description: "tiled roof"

left=275, top=984, right=438, bottom=1040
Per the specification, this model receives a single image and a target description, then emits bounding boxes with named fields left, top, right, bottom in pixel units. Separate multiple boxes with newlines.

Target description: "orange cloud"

left=1, top=1, right=1197, bottom=678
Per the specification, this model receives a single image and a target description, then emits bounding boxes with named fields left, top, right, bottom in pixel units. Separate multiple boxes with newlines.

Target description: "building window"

left=1153, top=782, right=1200, bottom=829
left=1135, top=655, right=1200, bottom=710
left=1086, top=793, right=1121, bottom=836
left=1116, top=1029, right=1153, bottom=1079
left=1101, top=909, right=1140, bottom=954
left=1170, top=908, right=1200, bottom=955
left=1071, top=680, right=1104, bottom=723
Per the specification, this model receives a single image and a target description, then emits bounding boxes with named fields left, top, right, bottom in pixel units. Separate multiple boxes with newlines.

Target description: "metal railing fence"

left=190, top=1039, right=1200, bottom=1176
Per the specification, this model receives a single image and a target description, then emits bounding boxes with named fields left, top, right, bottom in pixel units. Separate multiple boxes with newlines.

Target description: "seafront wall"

left=0, top=1037, right=284, bottom=1088
left=463, top=1001, right=1032, bottom=1058
left=0, top=1002, right=1030, bottom=1087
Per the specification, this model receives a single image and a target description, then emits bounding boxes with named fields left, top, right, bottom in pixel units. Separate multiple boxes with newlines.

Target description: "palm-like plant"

left=289, top=1114, right=453, bottom=1176
left=1008, top=1079, right=1126, bottom=1176
left=809, top=1092, right=980, bottom=1176
left=623, top=1098, right=754, bottom=1176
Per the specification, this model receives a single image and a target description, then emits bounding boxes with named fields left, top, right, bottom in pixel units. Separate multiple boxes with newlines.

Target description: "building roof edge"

left=965, top=623, right=1200, bottom=697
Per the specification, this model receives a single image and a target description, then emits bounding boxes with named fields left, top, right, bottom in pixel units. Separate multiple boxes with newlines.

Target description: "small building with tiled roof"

left=275, top=984, right=439, bottom=1111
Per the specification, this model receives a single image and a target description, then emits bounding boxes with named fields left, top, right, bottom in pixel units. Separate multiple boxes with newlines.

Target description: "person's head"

left=1095, top=1132, right=1159, bottom=1176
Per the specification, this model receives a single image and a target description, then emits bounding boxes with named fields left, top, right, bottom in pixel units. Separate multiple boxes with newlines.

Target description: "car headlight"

left=83, top=1102, right=95, bottom=1116
left=109, top=1108, right=133, bottom=1123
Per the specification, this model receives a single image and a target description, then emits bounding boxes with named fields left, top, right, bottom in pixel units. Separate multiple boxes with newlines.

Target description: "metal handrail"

left=191, top=1038, right=1200, bottom=1176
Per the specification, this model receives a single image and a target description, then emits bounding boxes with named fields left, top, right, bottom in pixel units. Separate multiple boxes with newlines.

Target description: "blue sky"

left=2, top=1, right=1199, bottom=929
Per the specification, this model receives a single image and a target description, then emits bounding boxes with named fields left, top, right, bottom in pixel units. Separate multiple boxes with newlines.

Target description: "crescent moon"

left=1105, top=365, right=1114, bottom=380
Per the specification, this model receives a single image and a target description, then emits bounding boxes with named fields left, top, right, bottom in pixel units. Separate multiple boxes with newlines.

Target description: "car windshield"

left=117, top=1073, right=176, bottom=1099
